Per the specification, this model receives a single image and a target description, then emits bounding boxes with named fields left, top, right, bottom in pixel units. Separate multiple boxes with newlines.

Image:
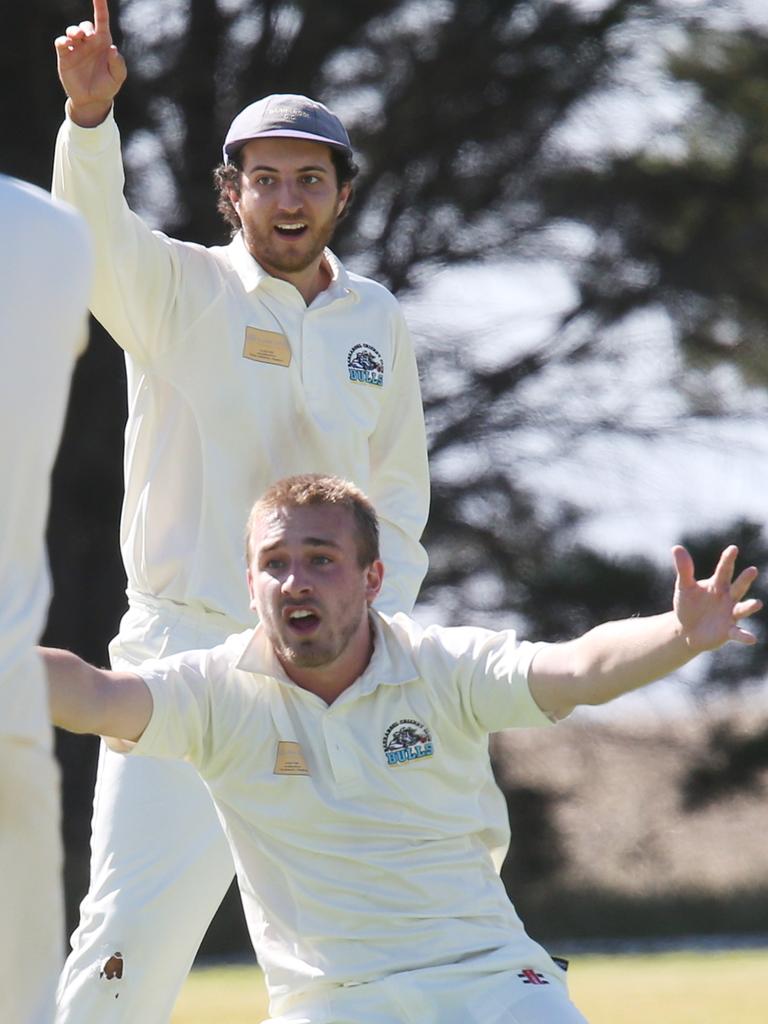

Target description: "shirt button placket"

left=322, top=711, right=357, bottom=790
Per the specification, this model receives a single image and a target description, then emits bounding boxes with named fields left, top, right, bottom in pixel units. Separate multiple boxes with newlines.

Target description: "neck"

left=264, top=254, right=331, bottom=305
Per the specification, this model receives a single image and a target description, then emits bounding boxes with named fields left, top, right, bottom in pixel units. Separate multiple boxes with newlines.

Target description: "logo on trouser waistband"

left=518, top=969, right=549, bottom=985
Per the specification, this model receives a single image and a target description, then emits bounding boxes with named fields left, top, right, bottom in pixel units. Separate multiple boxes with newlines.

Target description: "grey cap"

left=223, top=94, right=352, bottom=163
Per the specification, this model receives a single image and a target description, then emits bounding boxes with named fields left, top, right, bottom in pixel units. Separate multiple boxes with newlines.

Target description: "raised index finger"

left=93, top=0, right=110, bottom=36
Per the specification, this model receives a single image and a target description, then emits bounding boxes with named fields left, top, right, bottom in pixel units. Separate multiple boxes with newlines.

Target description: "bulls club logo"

left=382, top=719, right=433, bottom=767
left=347, top=343, right=384, bottom=387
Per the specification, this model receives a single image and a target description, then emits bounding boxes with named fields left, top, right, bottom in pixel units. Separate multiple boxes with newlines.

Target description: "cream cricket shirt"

left=127, top=612, right=558, bottom=1012
left=52, top=112, right=429, bottom=627
left=0, top=177, right=91, bottom=742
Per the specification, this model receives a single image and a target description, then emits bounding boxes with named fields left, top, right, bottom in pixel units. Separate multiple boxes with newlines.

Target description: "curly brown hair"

left=213, top=147, right=359, bottom=236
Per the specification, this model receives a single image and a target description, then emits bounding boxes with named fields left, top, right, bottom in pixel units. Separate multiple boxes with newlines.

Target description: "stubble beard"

left=243, top=207, right=340, bottom=277
left=274, top=601, right=367, bottom=671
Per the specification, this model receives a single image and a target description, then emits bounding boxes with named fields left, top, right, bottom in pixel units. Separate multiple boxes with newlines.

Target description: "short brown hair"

left=245, top=474, right=379, bottom=567
left=213, top=148, right=359, bottom=236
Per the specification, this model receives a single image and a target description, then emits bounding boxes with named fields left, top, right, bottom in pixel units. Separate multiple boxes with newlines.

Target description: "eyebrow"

left=246, top=164, right=330, bottom=175
left=260, top=536, right=343, bottom=553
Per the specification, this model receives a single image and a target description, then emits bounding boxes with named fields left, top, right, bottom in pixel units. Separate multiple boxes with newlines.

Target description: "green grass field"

left=171, top=948, right=767, bottom=1023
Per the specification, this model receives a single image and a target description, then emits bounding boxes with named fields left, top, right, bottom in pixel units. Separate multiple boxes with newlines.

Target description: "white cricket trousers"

left=0, top=734, right=64, bottom=1024
left=55, top=597, right=245, bottom=1024
left=266, top=960, right=590, bottom=1024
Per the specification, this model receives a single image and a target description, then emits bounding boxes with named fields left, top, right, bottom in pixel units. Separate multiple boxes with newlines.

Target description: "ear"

left=337, top=181, right=352, bottom=217
left=364, top=559, right=384, bottom=606
left=228, top=188, right=241, bottom=210
left=246, top=566, right=259, bottom=612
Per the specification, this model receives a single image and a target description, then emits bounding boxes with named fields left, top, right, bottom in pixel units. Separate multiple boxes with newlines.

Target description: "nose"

left=281, top=565, right=312, bottom=597
left=276, top=180, right=302, bottom=214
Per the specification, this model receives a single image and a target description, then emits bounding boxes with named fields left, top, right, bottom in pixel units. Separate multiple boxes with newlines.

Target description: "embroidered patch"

left=347, top=342, right=384, bottom=387
left=382, top=719, right=433, bottom=766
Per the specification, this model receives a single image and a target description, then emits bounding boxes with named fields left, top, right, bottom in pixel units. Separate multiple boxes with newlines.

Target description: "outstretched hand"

left=54, top=0, right=127, bottom=127
left=672, top=545, right=761, bottom=653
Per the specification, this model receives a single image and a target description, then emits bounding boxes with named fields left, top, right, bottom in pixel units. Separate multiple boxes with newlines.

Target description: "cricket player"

left=44, top=473, right=761, bottom=1024
left=53, top=1, right=429, bottom=1019
left=0, top=174, right=92, bottom=1023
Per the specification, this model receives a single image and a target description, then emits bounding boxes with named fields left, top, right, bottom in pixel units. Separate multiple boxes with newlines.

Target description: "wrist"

left=66, top=97, right=112, bottom=128
left=672, top=616, right=704, bottom=658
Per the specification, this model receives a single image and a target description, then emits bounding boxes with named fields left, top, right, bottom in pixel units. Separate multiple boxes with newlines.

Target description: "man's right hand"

left=54, top=0, right=127, bottom=127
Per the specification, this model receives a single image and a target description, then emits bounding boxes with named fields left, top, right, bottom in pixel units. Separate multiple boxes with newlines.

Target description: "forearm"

left=529, top=611, right=693, bottom=718
left=44, top=647, right=110, bottom=733
left=42, top=647, right=151, bottom=741
left=529, top=544, right=760, bottom=719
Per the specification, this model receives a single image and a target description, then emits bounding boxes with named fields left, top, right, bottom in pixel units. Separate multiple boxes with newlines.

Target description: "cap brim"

left=224, top=128, right=351, bottom=161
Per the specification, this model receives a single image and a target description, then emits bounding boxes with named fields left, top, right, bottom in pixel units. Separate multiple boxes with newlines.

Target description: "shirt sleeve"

left=468, top=633, right=555, bottom=730
left=118, top=648, right=214, bottom=768
left=403, top=620, right=556, bottom=732
left=51, top=107, right=195, bottom=365
left=368, top=307, right=430, bottom=616
left=422, top=625, right=555, bottom=731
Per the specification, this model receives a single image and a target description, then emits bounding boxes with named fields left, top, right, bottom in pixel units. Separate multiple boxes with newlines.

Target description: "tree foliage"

left=541, top=19, right=768, bottom=383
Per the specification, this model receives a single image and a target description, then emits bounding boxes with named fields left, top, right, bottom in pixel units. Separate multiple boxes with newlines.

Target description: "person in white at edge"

left=44, top=473, right=761, bottom=1024
left=0, top=174, right=92, bottom=1024
left=52, top=1, right=429, bottom=1019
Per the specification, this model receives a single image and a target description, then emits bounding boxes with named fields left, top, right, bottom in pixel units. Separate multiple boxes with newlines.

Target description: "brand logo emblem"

left=382, top=719, right=433, bottom=766
left=518, top=969, right=549, bottom=985
left=347, top=343, right=384, bottom=387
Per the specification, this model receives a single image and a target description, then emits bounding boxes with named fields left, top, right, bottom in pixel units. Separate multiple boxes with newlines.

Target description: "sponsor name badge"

left=243, top=327, right=291, bottom=367
left=274, top=741, right=310, bottom=776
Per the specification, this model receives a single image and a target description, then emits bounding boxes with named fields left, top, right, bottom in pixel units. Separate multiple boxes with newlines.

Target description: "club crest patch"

left=347, top=343, right=384, bottom=387
left=382, top=719, right=433, bottom=766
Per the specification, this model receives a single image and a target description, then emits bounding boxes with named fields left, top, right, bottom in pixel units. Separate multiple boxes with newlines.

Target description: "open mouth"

left=285, top=608, right=320, bottom=634
left=274, top=222, right=309, bottom=240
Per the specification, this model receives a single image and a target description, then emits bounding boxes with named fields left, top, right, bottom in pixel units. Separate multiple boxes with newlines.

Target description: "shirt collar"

left=227, top=231, right=355, bottom=304
left=235, top=610, right=419, bottom=696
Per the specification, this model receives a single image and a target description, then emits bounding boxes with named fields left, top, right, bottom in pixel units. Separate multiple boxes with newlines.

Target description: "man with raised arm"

left=0, top=174, right=92, bottom=1024
left=45, top=473, right=761, bottom=1024
left=52, top=1, right=429, bottom=1019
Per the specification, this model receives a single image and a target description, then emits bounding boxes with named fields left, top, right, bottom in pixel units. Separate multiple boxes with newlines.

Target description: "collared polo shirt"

left=127, top=612, right=557, bottom=1011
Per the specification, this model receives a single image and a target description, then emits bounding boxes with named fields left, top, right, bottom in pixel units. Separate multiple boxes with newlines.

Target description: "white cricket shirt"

left=0, top=176, right=92, bottom=741
left=52, top=111, right=429, bottom=628
left=127, top=612, right=558, bottom=1013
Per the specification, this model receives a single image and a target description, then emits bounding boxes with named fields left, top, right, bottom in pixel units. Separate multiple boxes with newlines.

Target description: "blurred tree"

left=541, top=22, right=768, bottom=385
left=536, top=17, right=768, bottom=808
left=682, top=719, right=768, bottom=811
